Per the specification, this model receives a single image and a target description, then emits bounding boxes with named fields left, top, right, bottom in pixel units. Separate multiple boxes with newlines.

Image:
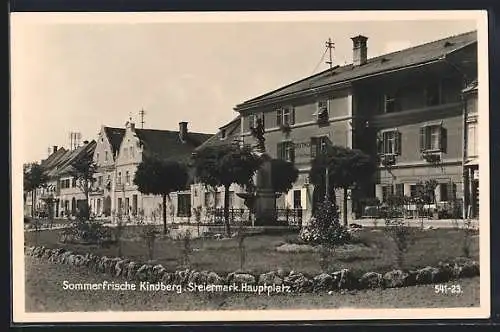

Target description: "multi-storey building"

left=232, top=30, right=478, bottom=221
left=89, top=126, right=126, bottom=218
left=112, top=120, right=212, bottom=221
left=24, top=141, right=97, bottom=219
left=463, top=79, right=479, bottom=218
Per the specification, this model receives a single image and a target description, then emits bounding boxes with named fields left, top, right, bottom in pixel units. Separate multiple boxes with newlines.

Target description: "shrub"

left=177, top=230, right=193, bottom=268
left=299, top=198, right=351, bottom=246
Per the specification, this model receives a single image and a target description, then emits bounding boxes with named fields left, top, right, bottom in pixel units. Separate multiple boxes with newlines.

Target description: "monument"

left=237, top=118, right=277, bottom=225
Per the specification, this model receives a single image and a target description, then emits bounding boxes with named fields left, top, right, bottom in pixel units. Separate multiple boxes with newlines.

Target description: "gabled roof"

left=40, top=147, right=68, bottom=171
left=235, top=30, right=477, bottom=110
left=194, top=116, right=242, bottom=151
left=47, top=141, right=97, bottom=178
left=135, top=128, right=212, bottom=164
left=103, top=127, right=126, bottom=157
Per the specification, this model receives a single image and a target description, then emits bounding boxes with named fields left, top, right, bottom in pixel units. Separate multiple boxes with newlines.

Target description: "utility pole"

left=139, top=108, right=146, bottom=129
left=325, top=38, right=335, bottom=69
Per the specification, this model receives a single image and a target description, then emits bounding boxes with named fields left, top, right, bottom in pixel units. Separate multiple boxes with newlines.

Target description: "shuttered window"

left=276, top=106, right=295, bottom=126
left=378, top=130, right=401, bottom=155
left=419, top=124, right=447, bottom=152
left=177, top=193, right=192, bottom=217
left=277, top=141, right=295, bottom=163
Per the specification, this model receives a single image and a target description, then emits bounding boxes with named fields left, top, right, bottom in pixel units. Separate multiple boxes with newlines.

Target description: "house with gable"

left=88, top=126, right=126, bottom=218
left=113, top=120, right=212, bottom=222
left=233, top=30, right=478, bottom=222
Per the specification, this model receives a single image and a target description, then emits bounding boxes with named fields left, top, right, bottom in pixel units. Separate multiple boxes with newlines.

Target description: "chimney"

left=351, top=35, right=368, bottom=66
left=53, top=145, right=58, bottom=153
left=179, top=122, right=188, bottom=142
left=83, top=140, right=89, bottom=144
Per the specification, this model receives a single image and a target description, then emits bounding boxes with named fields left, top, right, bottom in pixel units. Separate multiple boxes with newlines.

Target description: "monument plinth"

left=248, top=118, right=278, bottom=226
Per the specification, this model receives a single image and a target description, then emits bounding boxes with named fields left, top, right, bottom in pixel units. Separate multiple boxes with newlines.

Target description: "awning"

left=464, top=158, right=479, bottom=166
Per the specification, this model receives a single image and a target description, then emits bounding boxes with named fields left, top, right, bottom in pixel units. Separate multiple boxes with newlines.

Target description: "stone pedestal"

left=254, top=154, right=277, bottom=225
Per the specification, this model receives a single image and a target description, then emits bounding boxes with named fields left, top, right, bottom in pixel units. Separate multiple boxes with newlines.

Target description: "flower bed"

left=25, top=245, right=480, bottom=293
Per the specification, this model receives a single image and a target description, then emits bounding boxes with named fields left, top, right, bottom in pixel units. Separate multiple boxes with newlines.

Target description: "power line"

left=310, top=47, right=328, bottom=76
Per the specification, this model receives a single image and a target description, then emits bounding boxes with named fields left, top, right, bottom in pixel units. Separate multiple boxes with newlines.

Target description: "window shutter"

left=261, top=112, right=265, bottom=129
left=276, top=109, right=282, bottom=126
left=419, top=127, right=426, bottom=151
left=377, top=133, right=384, bottom=155
left=277, top=142, right=283, bottom=160
left=290, top=143, right=295, bottom=163
left=310, top=137, right=319, bottom=159
left=395, top=131, right=402, bottom=155
left=440, top=126, right=447, bottom=153
left=290, top=107, right=295, bottom=125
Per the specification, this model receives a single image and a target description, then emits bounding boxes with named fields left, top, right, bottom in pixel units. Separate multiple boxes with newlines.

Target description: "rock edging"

left=24, top=245, right=480, bottom=293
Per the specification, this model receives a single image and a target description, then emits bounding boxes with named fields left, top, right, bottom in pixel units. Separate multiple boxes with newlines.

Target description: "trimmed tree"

left=69, top=152, right=98, bottom=219
left=192, top=144, right=261, bottom=237
left=310, top=145, right=376, bottom=226
left=133, top=156, right=189, bottom=235
left=24, top=163, right=48, bottom=218
left=270, top=158, right=299, bottom=196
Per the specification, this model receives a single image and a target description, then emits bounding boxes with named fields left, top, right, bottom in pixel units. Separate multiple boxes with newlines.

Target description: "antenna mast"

left=325, top=38, right=335, bottom=69
left=139, top=108, right=146, bottom=129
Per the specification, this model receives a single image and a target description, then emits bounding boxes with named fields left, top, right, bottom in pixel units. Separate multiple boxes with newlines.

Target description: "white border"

left=11, top=10, right=490, bottom=323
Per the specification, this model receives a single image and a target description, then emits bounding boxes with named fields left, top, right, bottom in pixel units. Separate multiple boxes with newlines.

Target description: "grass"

left=25, top=255, right=480, bottom=312
left=24, top=225, right=480, bottom=276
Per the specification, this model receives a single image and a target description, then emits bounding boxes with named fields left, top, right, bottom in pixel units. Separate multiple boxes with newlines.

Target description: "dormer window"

left=220, top=129, right=227, bottom=140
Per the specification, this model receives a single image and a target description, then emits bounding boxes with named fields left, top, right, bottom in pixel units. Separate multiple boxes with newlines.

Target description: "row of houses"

left=24, top=30, right=480, bottom=223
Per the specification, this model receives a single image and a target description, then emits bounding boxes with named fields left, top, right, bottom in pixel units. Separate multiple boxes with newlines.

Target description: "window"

left=177, top=193, right=192, bottom=217
left=105, top=151, right=109, bottom=161
left=276, top=106, right=295, bottom=126
left=395, top=183, right=404, bottom=197
left=204, top=192, right=213, bottom=207
left=117, top=172, right=122, bottom=185
left=130, top=147, right=135, bottom=158
left=125, top=171, right=130, bottom=185
left=382, top=185, right=394, bottom=202
left=316, top=100, right=329, bottom=124
left=440, top=183, right=449, bottom=202
left=310, top=136, right=331, bottom=159
left=410, top=185, right=418, bottom=198
left=220, top=129, right=227, bottom=140
left=123, top=147, right=128, bottom=158
left=467, top=122, right=478, bottom=157
left=378, top=130, right=401, bottom=155
left=96, top=153, right=99, bottom=161
left=277, top=141, right=295, bottom=162
left=249, top=113, right=265, bottom=130
left=424, top=81, right=441, bottom=106
left=125, top=198, right=130, bottom=213
left=72, top=178, right=76, bottom=187
left=420, top=124, right=447, bottom=152
left=98, top=176, right=103, bottom=186
left=117, top=198, right=122, bottom=213
left=384, top=93, right=399, bottom=113
left=293, top=190, right=302, bottom=209
left=215, top=191, right=222, bottom=208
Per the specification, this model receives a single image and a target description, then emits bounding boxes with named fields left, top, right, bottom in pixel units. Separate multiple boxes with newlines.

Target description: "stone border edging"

left=24, top=245, right=480, bottom=293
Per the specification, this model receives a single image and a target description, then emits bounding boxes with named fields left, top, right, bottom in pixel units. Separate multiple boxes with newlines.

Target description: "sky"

left=11, top=13, right=479, bottom=163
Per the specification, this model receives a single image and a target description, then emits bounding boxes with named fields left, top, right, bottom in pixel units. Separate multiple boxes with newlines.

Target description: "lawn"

left=25, top=255, right=480, bottom=312
left=24, top=225, right=480, bottom=276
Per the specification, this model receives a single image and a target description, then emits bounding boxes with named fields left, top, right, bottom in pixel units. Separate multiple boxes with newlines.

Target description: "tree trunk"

left=31, top=190, right=35, bottom=217
left=343, top=187, right=348, bottom=227
left=223, top=185, right=231, bottom=237
left=162, top=194, right=167, bottom=235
